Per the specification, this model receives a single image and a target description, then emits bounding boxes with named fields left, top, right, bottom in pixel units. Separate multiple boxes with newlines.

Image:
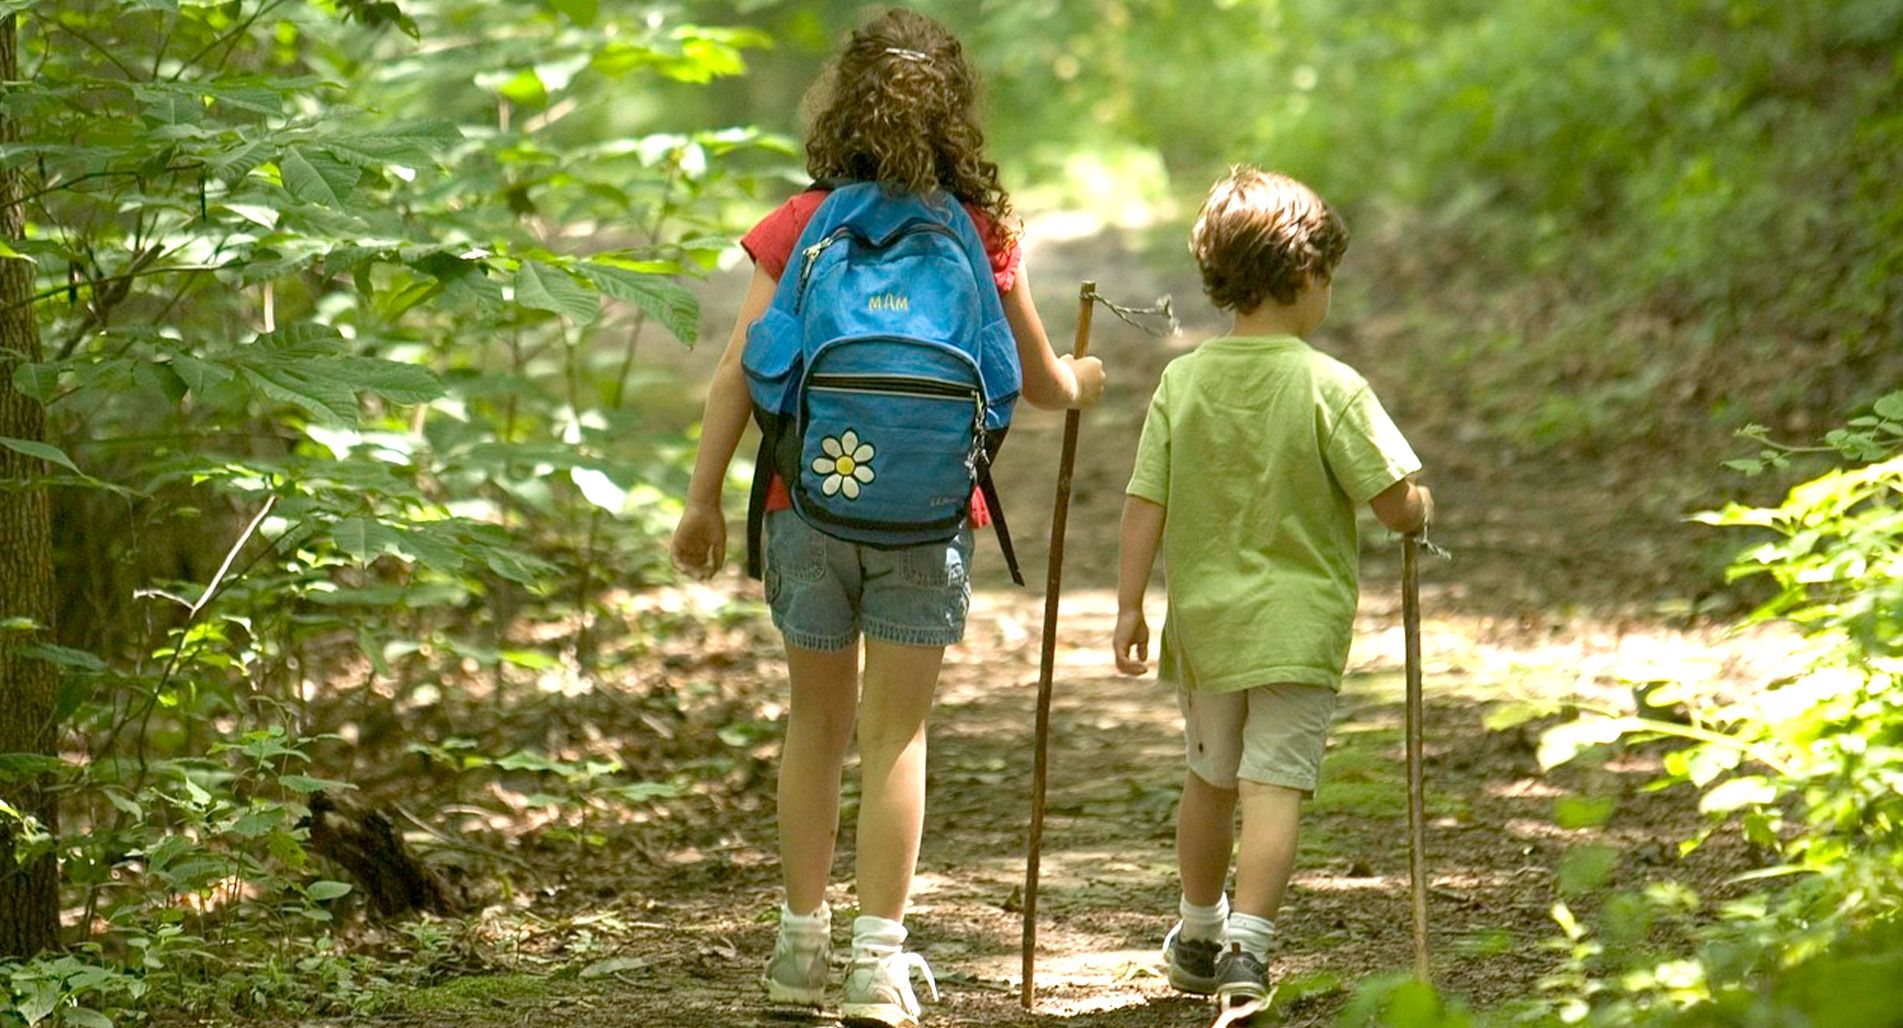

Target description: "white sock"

left=851, top=915, right=906, bottom=961
left=781, top=902, right=830, bottom=939
left=1179, top=894, right=1229, bottom=942
left=1225, top=912, right=1277, bottom=962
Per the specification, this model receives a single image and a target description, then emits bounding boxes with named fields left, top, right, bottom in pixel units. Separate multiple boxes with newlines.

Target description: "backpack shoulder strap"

left=977, top=465, right=1024, bottom=587
left=744, top=431, right=774, bottom=581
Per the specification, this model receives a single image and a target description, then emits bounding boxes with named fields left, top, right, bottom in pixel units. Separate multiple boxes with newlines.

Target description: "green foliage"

left=1527, top=399, right=1903, bottom=1022
left=738, top=0, right=1901, bottom=466
left=0, top=0, right=795, bottom=1021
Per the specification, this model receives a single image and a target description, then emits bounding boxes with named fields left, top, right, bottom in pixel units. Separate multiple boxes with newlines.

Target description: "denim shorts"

left=764, top=510, right=973, bottom=651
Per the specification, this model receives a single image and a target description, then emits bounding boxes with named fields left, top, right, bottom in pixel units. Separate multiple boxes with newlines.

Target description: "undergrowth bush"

left=1517, top=390, right=1903, bottom=1023
left=1, top=0, right=794, bottom=1023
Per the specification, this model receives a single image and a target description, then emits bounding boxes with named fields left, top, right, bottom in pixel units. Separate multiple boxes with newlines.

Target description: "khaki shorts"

left=1178, top=683, right=1338, bottom=796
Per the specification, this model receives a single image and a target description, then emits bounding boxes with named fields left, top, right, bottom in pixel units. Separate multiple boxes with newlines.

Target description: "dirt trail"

left=356, top=223, right=1778, bottom=1027
left=367, top=584, right=1775, bottom=1028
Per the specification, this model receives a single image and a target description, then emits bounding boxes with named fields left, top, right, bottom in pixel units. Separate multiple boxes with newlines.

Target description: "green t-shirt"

left=1126, top=335, right=1421, bottom=693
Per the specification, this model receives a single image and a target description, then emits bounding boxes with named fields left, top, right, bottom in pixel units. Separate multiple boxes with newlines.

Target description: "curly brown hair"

left=1189, top=166, right=1348, bottom=313
left=802, top=8, right=1014, bottom=245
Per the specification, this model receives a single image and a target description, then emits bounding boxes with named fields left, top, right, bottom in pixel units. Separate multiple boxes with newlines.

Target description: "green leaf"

left=0, top=752, right=72, bottom=783
left=241, top=364, right=358, bottom=424
left=578, top=263, right=699, bottom=345
left=495, top=68, right=548, bottom=107
left=197, top=77, right=292, bottom=116
left=138, top=88, right=202, bottom=127
left=339, top=358, right=443, bottom=405
left=1874, top=391, right=1903, bottom=422
left=14, top=978, right=55, bottom=1026
left=280, top=146, right=362, bottom=209
left=331, top=517, right=397, bottom=562
left=172, top=354, right=236, bottom=394
left=53, top=679, right=96, bottom=726
left=515, top=260, right=599, bottom=325
left=306, top=880, right=353, bottom=901
left=21, top=642, right=108, bottom=673
left=0, top=436, right=82, bottom=475
left=268, top=829, right=307, bottom=869
left=207, top=139, right=273, bottom=185
left=229, top=805, right=285, bottom=838
left=322, top=119, right=463, bottom=168
left=278, top=774, right=354, bottom=794
left=11, top=362, right=58, bottom=402
left=63, top=1008, right=115, bottom=1028
left=1554, top=794, right=1617, bottom=830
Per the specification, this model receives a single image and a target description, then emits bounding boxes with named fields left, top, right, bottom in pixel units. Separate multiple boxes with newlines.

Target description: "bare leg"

left=853, top=639, right=946, bottom=922
left=779, top=642, right=860, bottom=916
left=1178, top=770, right=1239, bottom=906
left=1232, top=780, right=1303, bottom=918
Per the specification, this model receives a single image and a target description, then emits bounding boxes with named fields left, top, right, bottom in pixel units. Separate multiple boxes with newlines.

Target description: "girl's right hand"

left=670, top=502, right=727, bottom=580
left=1063, top=354, right=1106, bottom=409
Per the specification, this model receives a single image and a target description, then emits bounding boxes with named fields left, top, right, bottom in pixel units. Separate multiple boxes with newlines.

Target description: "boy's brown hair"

left=802, top=8, right=1013, bottom=245
left=1189, top=166, right=1348, bottom=313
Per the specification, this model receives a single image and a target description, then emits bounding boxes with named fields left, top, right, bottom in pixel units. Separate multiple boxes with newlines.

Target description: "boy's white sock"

left=851, top=914, right=907, bottom=961
left=1225, top=912, right=1278, bottom=962
left=780, top=901, right=830, bottom=938
left=1179, top=894, right=1229, bottom=942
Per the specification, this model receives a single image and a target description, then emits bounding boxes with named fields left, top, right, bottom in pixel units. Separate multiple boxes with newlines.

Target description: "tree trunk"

left=0, top=12, right=62, bottom=959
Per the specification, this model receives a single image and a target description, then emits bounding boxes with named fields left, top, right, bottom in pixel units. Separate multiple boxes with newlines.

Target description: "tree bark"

left=0, top=12, right=62, bottom=959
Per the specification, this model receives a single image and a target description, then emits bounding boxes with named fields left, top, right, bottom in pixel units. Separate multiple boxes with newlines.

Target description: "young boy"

left=1112, top=166, right=1431, bottom=1011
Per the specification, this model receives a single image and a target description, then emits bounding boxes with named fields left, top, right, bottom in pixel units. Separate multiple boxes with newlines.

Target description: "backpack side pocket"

left=743, top=307, right=805, bottom=415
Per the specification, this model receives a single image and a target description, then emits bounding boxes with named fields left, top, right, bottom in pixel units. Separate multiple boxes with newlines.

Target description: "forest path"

left=364, top=222, right=1773, bottom=1027
left=376, top=585, right=1774, bottom=1028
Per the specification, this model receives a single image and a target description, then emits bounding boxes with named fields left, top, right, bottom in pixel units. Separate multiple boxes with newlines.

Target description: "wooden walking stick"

left=1404, top=532, right=1430, bottom=980
left=1021, top=280, right=1096, bottom=1009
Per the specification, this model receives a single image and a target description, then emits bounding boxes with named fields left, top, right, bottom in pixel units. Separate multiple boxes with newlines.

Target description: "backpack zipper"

left=794, top=221, right=964, bottom=314
left=807, top=373, right=990, bottom=479
left=807, top=372, right=978, bottom=401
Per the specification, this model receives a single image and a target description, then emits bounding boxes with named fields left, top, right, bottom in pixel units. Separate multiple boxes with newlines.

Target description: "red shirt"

left=740, top=190, right=1022, bottom=527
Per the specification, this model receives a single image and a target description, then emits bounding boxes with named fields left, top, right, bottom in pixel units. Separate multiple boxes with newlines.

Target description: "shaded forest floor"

left=247, top=225, right=1789, bottom=1027
left=332, top=589, right=1783, bottom=1028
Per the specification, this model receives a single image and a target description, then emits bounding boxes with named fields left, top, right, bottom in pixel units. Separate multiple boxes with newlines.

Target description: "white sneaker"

left=841, top=950, right=939, bottom=1026
left=761, top=922, right=831, bottom=1006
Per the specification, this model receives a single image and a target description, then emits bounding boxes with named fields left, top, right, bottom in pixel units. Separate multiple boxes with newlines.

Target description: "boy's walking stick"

left=1021, top=280, right=1096, bottom=1010
left=1404, top=532, right=1429, bottom=980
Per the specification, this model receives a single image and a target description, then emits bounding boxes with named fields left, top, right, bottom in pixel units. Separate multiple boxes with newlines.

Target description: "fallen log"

left=304, top=790, right=459, bottom=917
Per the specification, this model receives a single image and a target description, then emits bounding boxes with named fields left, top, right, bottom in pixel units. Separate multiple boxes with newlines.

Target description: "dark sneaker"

left=1213, top=943, right=1272, bottom=1021
left=1162, top=921, right=1222, bottom=995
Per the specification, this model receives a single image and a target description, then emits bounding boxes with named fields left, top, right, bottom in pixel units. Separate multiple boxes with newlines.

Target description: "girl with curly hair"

left=670, top=8, right=1105, bottom=1025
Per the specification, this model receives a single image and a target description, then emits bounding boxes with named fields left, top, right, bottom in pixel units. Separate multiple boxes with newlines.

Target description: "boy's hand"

left=1062, top=354, right=1106, bottom=409
left=670, top=502, right=726, bottom=580
left=1113, top=608, right=1150, bottom=675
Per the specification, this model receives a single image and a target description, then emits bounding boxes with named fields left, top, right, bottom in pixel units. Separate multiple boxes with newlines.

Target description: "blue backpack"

left=742, top=181, right=1024, bottom=586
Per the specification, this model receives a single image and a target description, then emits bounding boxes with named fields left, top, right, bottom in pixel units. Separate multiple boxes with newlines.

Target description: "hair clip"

left=883, top=47, right=931, bottom=63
